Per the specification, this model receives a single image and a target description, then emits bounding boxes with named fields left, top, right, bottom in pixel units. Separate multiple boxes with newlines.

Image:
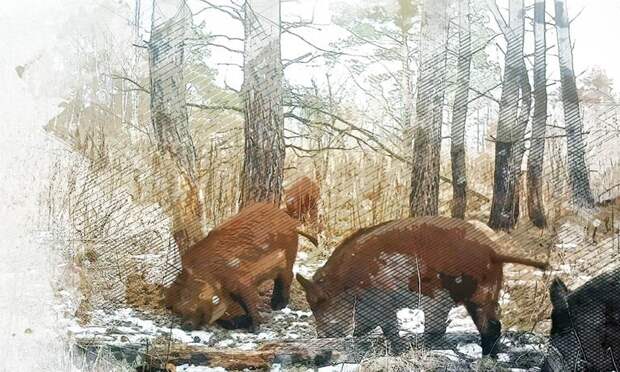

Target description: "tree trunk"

left=409, top=0, right=449, bottom=217
left=488, top=0, right=526, bottom=230
left=450, top=0, right=472, bottom=219
left=527, top=0, right=548, bottom=228
left=554, top=0, right=595, bottom=208
left=149, top=0, right=203, bottom=251
left=240, top=0, right=285, bottom=209
left=397, top=0, right=414, bottom=157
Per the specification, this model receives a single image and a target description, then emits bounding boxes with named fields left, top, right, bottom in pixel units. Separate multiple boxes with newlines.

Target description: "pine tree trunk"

left=554, top=0, right=595, bottom=208
left=410, top=0, right=449, bottom=217
left=488, top=0, right=526, bottom=230
left=527, top=0, right=548, bottom=228
left=149, top=0, right=203, bottom=251
left=450, top=0, right=472, bottom=219
left=398, top=0, right=414, bottom=157
left=240, top=0, right=285, bottom=209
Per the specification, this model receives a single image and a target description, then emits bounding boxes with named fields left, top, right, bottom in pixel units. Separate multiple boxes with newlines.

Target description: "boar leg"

left=231, top=287, right=263, bottom=333
left=465, top=301, right=501, bottom=356
left=380, top=311, right=408, bottom=355
left=271, top=272, right=293, bottom=310
left=422, top=290, right=453, bottom=347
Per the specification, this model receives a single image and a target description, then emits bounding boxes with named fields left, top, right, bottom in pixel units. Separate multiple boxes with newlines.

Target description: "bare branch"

left=196, top=0, right=243, bottom=22
left=110, top=74, right=150, bottom=94
left=187, top=102, right=243, bottom=113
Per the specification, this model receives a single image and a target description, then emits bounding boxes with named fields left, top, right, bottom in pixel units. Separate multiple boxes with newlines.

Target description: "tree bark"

left=554, top=0, right=595, bottom=208
left=149, top=0, right=203, bottom=251
left=397, top=0, right=415, bottom=157
left=409, top=0, right=449, bottom=217
left=240, top=0, right=285, bottom=209
left=450, top=0, right=472, bottom=219
left=527, top=0, right=548, bottom=228
left=488, top=0, right=526, bottom=230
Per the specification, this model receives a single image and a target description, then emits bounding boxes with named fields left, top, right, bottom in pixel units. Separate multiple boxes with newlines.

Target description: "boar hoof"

left=388, top=338, right=410, bottom=355
left=216, top=315, right=253, bottom=330
left=249, top=323, right=260, bottom=334
left=181, top=321, right=197, bottom=332
left=270, top=297, right=288, bottom=311
left=481, top=320, right=501, bottom=357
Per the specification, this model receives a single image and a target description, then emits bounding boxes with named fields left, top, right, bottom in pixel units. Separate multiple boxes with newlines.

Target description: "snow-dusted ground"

left=65, top=254, right=547, bottom=371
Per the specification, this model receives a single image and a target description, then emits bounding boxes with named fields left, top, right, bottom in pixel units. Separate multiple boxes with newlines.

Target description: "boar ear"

left=296, top=273, right=327, bottom=303
left=549, top=277, right=570, bottom=311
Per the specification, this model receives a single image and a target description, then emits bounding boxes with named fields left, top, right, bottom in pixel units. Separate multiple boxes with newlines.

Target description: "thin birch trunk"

left=527, top=0, right=548, bottom=227
left=450, top=0, right=472, bottom=219
left=488, top=0, right=526, bottom=229
left=554, top=0, right=595, bottom=208
left=410, top=0, right=449, bottom=217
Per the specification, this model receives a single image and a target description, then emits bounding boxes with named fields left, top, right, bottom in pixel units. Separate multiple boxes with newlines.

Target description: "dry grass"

left=43, top=117, right=620, bottom=349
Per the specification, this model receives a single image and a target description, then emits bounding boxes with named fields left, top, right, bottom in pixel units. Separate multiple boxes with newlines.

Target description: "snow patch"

left=457, top=343, right=482, bottom=359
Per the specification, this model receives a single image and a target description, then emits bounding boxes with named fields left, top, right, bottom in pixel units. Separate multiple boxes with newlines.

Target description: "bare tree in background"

left=240, top=0, right=285, bottom=208
left=527, top=0, right=548, bottom=227
left=409, top=0, right=449, bottom=217
left=554, top=0, right=595, bottom=208
left=488, top=0, right=527, bottom=230
left=397, top=0, right=416, bottom=145
left=149, top=0, right=202, bottom=250
left=450, top=0, right=472, bottom=219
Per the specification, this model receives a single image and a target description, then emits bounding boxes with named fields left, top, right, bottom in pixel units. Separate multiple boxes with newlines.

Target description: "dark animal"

left=284, top=176, right=320, bottom=225
left=542, top=268, right=620, bottom=372
left=296, top=216, right=548, bottom=356
left=165, top=202, right=315, bottom=332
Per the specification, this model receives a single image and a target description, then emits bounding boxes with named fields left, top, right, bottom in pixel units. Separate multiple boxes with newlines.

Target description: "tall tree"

left=450, top=0, right=472, bottom=219
left=149, top=0, right=202, bottom=250
left=409, top=0, right=449, bottom=217
left=527, top=0, right=548, bottom=227
left=397, top=0, right=417, bottom=143
left=240, top=0, right=285, bottom=208
left=488, top=0, right=527, bottom=229
left=554, top=0, right=595, bottom=208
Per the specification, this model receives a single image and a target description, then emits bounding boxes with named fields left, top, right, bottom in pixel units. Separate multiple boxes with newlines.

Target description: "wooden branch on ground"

left=143, top=340, right=353, bottom=370
left=76, top=337, right=380, bottom=370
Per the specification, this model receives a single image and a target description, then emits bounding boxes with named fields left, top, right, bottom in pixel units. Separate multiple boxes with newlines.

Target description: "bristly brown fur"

left=165, top=202, right=302, bottom=330
left=284, top=177, right=320, bottom=224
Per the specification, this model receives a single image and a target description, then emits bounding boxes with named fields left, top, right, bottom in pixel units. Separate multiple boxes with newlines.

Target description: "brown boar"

left=284, top=176, right=320, bottom=225
left=296, top=216, right=548, bottom=356
left=165, top=202, right=314, bottom=332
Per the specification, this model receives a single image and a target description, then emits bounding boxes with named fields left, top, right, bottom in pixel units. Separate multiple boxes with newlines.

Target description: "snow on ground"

left=66, top=305, right=315, bottom=351
left=61, top=251, right=550, bottom=370
left=177, top=365, right=227, bottom=372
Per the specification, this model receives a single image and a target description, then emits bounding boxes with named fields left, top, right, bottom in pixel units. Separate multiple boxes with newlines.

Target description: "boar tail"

left=493, top=253, right=549, bottom=270
left=296, top=229, right=318, bottom=247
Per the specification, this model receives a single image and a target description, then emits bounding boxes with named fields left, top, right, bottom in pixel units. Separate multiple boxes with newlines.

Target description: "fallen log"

left=142, top=338, right=361, bottom=370
left=75, top=336, right=377, bottom=371
left=75, top=331, right=545, bottom=371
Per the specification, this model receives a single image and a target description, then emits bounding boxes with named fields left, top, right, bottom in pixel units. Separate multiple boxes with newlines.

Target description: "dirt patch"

left=125, top=273, right=167, bottom=315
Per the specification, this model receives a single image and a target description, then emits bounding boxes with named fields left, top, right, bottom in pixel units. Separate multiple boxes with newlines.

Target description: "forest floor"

left=59, top=205, right=620, bottom=371
left=63, top=253, right=548, bottom=371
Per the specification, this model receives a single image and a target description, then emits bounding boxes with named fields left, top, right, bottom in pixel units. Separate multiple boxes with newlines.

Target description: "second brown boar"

left=297, top=216, right=548, bottom=356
